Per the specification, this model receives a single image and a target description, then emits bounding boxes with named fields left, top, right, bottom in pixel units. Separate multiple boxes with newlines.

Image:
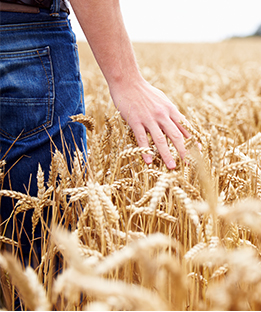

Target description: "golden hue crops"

left=1, top=38, right=261, bottom=310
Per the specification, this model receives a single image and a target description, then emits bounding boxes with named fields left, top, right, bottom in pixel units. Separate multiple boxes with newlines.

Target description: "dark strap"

left=0, top=0, right=69, bottom=13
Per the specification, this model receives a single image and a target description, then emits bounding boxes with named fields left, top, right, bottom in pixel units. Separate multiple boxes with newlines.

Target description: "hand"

left=70, top=0, right=191, bottom=169
left=110, top=78, right=191, bottom=169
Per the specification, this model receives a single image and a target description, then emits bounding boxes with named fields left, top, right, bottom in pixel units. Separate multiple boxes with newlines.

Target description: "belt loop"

left=50, top=0, right=60, bottom=17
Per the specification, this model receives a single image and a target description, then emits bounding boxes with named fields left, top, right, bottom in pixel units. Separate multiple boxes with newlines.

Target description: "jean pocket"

left=0, top=46, right=54, bottom=140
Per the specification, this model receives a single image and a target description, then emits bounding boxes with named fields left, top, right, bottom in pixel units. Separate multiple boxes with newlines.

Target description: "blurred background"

left=69, top=0, right=261, bottom=43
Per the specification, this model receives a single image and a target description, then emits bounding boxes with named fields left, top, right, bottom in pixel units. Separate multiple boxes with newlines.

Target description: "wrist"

left=108, top=70, right=146, bottom=93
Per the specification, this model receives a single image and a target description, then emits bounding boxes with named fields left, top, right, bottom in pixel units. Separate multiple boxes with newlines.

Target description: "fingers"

left=171, top=111, right=202, bottom=151
left=133, top=118, right=189, bottom=169
left=148, top=122, right=179, bottom=169
left=163, top=121, right=187, bottom=159
left=120, top=87, right=192, bottom=168
left=133, top=125, right=153, bottom=165
left=170, top=109, right=192, bottom=139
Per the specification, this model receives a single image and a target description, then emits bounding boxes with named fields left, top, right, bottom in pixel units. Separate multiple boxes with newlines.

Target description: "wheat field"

left=1, top=38, right=261, bottom=310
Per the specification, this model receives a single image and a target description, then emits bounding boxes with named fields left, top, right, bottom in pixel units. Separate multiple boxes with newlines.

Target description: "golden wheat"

left=0, top=39, right=261, bottom=310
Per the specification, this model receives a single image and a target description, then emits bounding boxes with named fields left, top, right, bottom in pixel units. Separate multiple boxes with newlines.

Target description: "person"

left=0, top=0, right=191, bottom=263
left=70, top=0, right=191, bottom=168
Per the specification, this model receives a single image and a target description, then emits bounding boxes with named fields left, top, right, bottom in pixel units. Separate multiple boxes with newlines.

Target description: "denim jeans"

left=0, top=6, right=87, bottom=262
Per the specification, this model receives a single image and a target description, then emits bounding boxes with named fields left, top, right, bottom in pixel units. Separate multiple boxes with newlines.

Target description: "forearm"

left=70, top=0, right=144, bottom=89
left=70, top=0, right=192, bottom=169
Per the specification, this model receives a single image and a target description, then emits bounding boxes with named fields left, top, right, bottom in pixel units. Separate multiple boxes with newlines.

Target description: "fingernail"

left=167, top=160, right=176, bottom=169
left=144, top=155, right=153, bottom=164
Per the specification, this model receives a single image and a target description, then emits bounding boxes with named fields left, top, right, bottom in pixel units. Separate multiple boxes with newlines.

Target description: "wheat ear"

left=70, top=113, right=95, bottom=131
left=0, top=253, right=51, bottom=311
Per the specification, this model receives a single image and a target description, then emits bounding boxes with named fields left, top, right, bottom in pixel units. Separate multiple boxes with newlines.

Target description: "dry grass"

left=1, top=38, right=261, bottom=310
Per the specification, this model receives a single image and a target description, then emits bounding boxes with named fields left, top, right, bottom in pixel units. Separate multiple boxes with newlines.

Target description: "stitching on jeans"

left=37, top=49, right=51, bottom=123
left=0, top=48, right=54, bottom=141
left=0, top=47, right=48, bottom=59
left=0, top=120, right=52, bottom=140
left=0, top=21, right=68, bottom=32
left=0, top=51, right=48, bottom=59
left=0, top=20, right=67, bottom=27
left=0, top=24, right=68, bottom=32
left=0, top=98, right=47, bottom=103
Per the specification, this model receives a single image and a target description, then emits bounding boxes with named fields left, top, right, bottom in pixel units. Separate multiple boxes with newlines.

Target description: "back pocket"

left=0, top=46, right=54, bottom=140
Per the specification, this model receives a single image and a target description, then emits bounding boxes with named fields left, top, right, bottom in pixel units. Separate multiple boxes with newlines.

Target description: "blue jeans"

left=0, top=7, right=87, bottom=263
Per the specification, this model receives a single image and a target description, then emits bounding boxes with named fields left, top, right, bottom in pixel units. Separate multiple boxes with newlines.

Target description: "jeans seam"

left=0, top=51, right=47, bottom=59
left=37, top=49, right=51, bottom=122
left=0, top=21, right=68, bottom=32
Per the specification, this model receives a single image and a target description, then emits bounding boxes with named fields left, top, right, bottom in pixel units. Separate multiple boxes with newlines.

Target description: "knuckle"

left=153, top=106, right=169, bottom=120
left=171, top=130, right=183, bottom=141
left=154, top=107, right=165, bottom=117
left=154, top=133, right=167, bottom=145
left=136, top=133, right=148, bottom=145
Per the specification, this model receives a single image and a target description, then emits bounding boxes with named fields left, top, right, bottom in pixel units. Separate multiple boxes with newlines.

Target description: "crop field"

left=1, top=38, right=261, bottom=310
